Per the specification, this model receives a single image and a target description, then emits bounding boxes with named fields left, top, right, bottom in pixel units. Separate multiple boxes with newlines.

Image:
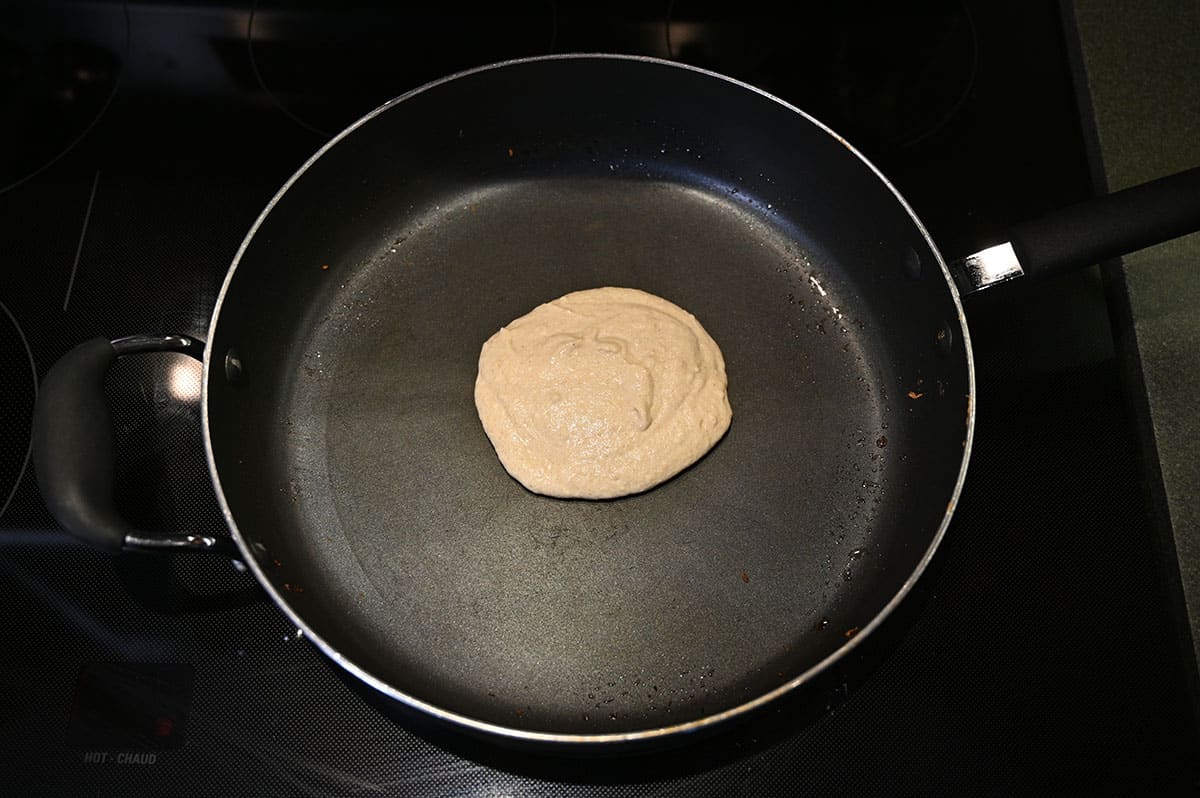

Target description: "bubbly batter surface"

left=474, top=287, right=732, bottom=499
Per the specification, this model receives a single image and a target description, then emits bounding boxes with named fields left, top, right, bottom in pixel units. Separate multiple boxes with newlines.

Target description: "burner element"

left=830, top=0, right=978, bottom=150
left=0, top=4, right=129, bottom=194
left=0, top=301, right=37, bottom=520
left=242, top=3, right=558, bottom=137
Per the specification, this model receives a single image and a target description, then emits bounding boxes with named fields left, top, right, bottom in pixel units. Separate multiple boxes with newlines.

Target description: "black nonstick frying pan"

left=32, top=55, right=1200, bottom=745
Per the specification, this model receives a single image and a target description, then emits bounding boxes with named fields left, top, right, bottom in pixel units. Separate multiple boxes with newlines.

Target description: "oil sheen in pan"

left=272, top=176, right=892, bottom=733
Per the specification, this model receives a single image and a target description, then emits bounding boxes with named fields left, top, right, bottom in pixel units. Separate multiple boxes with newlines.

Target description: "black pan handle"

left=32, top=334, right=235, bottom=555
left=951, top=165, right=1200, bottom=294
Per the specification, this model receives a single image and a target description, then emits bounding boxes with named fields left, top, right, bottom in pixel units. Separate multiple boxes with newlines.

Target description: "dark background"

left=0, top=1, right=1196, bottom=794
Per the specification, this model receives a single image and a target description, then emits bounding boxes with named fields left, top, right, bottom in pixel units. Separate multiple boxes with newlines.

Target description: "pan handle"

left=950, top=165, right=1200, bottom=294
left=32, top=334, right=236, bottom=555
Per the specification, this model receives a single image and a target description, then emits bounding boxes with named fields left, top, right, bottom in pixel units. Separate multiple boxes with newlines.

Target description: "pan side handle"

left=951, top=165, right=1200, bottom=294
left=32, top=334, right=235, bottom=555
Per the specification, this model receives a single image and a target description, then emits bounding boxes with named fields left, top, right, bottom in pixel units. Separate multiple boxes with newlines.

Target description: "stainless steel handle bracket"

left=949, top=242, right=1024, bottom=296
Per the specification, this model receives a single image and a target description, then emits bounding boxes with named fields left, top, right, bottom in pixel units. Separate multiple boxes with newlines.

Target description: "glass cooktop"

left=1, top=2, right=1195, bottom=794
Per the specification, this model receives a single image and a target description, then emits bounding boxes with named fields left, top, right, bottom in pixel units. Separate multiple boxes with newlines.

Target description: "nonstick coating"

left=204, top=56, right=972, bottom=739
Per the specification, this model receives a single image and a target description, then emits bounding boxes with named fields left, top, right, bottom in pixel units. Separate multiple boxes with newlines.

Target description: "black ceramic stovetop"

left=1, top=3, right=1195, bottom=794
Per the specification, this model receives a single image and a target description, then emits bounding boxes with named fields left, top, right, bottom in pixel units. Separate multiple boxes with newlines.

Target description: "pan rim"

left=201, top=52, right=976, bottom=746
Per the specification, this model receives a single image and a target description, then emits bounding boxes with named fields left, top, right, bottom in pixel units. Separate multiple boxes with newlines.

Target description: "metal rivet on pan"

left=904, top=247, right=921, bottom=279
left=935, top=322, right=954, bottom=356
left=225, top=349, right=244, bottom=383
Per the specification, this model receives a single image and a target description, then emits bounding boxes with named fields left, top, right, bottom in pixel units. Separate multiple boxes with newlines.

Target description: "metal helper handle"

left=31, top=334, right=235, bottom=555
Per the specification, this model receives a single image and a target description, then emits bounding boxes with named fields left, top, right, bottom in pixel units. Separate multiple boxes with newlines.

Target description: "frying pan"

left=31, top=55, right=1200, bottom=745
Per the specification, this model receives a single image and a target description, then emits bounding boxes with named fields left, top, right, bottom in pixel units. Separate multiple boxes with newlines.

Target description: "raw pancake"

left=474, top=287, right=732, bottom=499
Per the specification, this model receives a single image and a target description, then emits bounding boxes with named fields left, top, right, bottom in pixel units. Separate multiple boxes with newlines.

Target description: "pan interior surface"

left=205, top=56, right=971, bottom=737
left=288, top=178, right=888, bottom=733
